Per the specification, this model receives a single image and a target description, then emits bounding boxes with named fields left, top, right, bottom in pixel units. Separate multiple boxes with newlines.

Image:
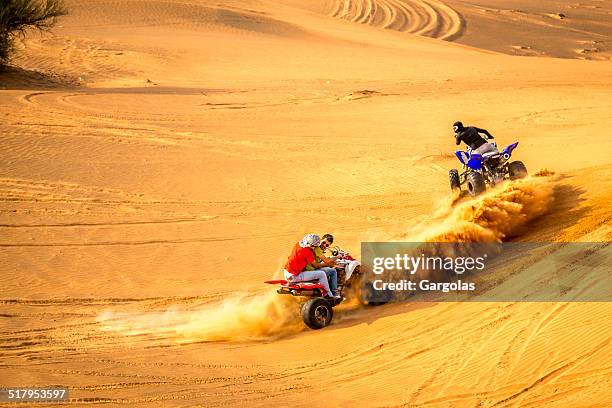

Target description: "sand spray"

left=98, top=172, right=557, bottom=341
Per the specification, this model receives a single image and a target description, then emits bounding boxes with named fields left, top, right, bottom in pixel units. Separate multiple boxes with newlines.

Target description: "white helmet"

left=299, top=233, right=320, bottom=248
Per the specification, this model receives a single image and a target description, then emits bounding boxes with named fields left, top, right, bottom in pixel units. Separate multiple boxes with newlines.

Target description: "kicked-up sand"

left=0, top=0, right=611, bottom=406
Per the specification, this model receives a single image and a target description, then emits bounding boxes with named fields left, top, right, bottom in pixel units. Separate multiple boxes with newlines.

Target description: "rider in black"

left=453, top=121, right=494, bottom=150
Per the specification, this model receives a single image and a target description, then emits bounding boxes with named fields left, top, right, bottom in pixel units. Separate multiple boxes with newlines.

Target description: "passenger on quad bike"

left=453, top=121, right=496, bottom=155
left=283, top=234, right=341, bottom=300
left=305, top=233, right=341, bottom=297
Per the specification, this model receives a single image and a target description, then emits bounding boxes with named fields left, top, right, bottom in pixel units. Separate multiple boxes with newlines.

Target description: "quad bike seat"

left=264, top=278, right=320, bottom=286
left=287, top=278, right=320, bottom=286
left=482, top=151, right=500, bottom=159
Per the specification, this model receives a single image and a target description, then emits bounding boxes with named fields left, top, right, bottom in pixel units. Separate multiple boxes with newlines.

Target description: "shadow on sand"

left=0, top=65, right=79, bottom=90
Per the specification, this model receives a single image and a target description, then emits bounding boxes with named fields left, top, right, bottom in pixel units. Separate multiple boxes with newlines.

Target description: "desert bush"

left=0, top=0, right=66, bottom=67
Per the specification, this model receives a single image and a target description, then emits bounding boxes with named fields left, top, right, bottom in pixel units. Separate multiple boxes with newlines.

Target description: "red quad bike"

left=265, top=246, right=365, bottom=329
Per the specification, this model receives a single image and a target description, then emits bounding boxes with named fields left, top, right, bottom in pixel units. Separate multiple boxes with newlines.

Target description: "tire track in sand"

left=491, top=336, right=611, bottom=407
left=329, top=0, right=465, bottom=41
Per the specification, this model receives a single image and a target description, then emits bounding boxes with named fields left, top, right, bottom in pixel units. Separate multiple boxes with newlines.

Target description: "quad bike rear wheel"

left=301, top=298, right=333, bottom=329
left=449, top=169, right=460, bottom=191
left=508, top=161, right=528, bottom=180
left=466, top=172, right=486, bottom=196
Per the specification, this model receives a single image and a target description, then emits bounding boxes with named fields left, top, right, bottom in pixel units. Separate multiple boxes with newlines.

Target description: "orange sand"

left=1, top=1, right=611, bottom=406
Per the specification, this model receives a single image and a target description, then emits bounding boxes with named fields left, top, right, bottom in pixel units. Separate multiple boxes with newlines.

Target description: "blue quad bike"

left=449, top=141, right=528, bottom=196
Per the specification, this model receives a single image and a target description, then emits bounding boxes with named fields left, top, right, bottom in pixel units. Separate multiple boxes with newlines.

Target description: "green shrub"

left=0, top=0, right=67, bottom=66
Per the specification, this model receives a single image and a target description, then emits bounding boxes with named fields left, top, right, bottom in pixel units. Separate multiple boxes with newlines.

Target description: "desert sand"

left=1, top=0, right=611, bottom=406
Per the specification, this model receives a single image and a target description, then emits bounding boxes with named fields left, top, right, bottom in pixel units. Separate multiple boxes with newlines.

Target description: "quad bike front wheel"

left=301, top=298, right=333, bottom=329
left=508, top=161, right=528, bottom=180
left=342, top=271, right=389, bottom=306
left=466, top=172, right=486, bottom=196
left=449, top=169, right=460, bottom=191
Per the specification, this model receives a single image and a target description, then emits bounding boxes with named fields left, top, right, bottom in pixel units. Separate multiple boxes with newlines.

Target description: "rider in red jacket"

left=283, top=234, right=340, bottom=299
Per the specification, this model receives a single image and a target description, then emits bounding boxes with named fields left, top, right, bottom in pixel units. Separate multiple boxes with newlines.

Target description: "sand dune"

left=1, top=0, right=611, bottom=406
left=448, top=0, right=612, bottom=59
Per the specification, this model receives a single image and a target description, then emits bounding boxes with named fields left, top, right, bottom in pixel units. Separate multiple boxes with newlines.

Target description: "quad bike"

left=265, top=246, right=365, bottom=330
left=449, top=141, right=528, bottom=196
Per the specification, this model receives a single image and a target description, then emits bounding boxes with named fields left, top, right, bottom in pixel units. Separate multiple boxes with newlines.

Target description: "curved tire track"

left=329, top=0, right=465, bottom=41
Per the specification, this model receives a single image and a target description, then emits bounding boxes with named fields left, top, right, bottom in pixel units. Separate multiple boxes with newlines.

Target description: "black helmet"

left=453, top=121, right=464, bottom=133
